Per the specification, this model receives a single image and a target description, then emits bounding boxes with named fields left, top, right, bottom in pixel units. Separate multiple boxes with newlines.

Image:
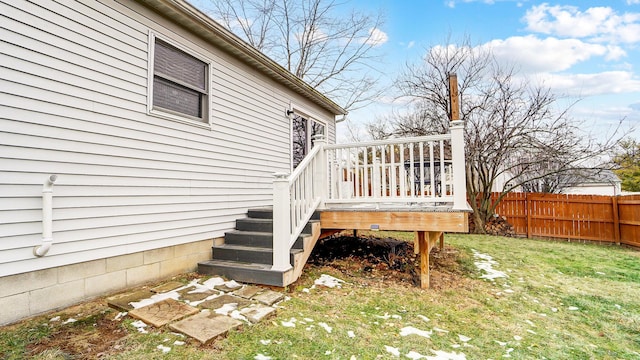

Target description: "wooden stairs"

left=197, top=208, right=321, bottom=287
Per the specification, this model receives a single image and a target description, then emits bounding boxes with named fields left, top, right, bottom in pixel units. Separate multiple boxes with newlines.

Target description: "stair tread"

left=213, top=243, right=302, bottom=253
left=226, top=230, right=273, bottom=236
left=238, top=218, right=272, bottom=223
left=200, top=259, right=275, bottom=270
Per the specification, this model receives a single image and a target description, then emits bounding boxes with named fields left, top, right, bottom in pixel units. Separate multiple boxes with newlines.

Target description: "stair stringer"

left=282, top=220, right=321, bottom=286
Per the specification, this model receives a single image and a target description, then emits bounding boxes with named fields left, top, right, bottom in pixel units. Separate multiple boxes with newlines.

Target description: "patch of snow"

left=173, top=340, right=185, bottom=346
left=350, top=356, right=357, bottom=360
left=50, top=316, right=61, bottom=322
left=417, top=315, right=430, bottom=322
left=513, top=335, right=522, bottom=341
left=319, top=322, right=332, bottom=333
left=224, top=280, right=242, bottom=289
left=551, top=308, right=558, bottom=312
left=157, top=345, right=171, bottom=353
left=214, top=303, right=238, bottom=316
left=314, top=274, right=345, bottom=288
left=385, top=345, right=400, bottom=357
left=303, top=318, right=314, bottom=323
left=131, top=320, right=148, bottom=334
left=472, top=249, right=507, bottom=281
left=504, top=289, right=514, bottom=293
left=615, top=304, right=622, bottom=309
left=527, top=329, right=537, bottom=335
left=302, top=288, right=310, bottom=293
left=130, top=291, right=180, bottom=309
left=376, top=313, right=391, bottom=320
left=425, top=350, right=467, bottom=360
left=400, top=326, right=432, bottom=338
left=568, top=306, right=579, bottom=311
left=202, top=277, right=225, bottom=289
left=406, top=350, right=426, bottom=359
left=230, top=310, right=248, bottom=322
left=451, top=344, right=461, bottom=349
left=281, top=318, right=297, bottom=327
left=260, top=340, right=271, bottom=345
left=255, top=354, right=272, bottom=360
left=324, top=350, right=332, bottom=355
left=458, top=334, right=471, bottom=342
left=595, top=271, right=606, bottom=275
left=525, top=320, right=535, bottom=327
left=495, top=340, right=507, bottom=346
left=347, top=330, right=356, bottom=338
left=62, top=318, right=77, bottom=324
left=433, top=327, right=449, bottom=333
left=113, top=312, right=127, bottom=321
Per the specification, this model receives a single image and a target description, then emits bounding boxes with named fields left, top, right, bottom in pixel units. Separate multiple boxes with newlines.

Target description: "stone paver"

left=169, top=311, right=242, bottom=344
left=151, top=281, right=184, bottom=293
left=252, top=289, right=284, bottom=305
left=180, top=288, right=218, bottom=302
left=129, top=298, right=199, bottom=327
left=234, top=285, right=263, bottom=299
left=199, top=294, right=250, bottom=310
left=107, top=289, right=154, bottom=311
left=240, top=304, right=277, bottom=323
left=215, top=281, right=242, bottom=292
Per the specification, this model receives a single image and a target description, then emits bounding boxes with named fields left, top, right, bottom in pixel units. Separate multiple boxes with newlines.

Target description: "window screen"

left=153, top=39, right=208, bottom=121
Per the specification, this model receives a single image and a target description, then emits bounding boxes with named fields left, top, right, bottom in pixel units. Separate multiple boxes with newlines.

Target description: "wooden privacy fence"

left=488, top=193, right=640, bottom=247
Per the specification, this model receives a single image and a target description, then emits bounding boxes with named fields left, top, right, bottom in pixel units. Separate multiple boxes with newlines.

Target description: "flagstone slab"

left=215, top=281, right=243, bottom=292
left=199, top=294, right=251, bottom=310
left=107, top=290, right=154, bottom=311
left=151, top=281, right=184, bottom=293
left=240, top=304, right=277, bottom=323
left=252, top=290, right=284, bottom=306
left=179, top=289, right=219, bottom=302
left=169, top=311, right=242, bottom=344
left=129, top=298, right=198, bottom=327
left=234, top=285, right=263, bottom=299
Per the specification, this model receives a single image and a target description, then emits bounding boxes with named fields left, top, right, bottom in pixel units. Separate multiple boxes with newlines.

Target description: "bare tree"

left=203, top=0, right=386, bottom=111
left=391, top=38, right=622, bottom=233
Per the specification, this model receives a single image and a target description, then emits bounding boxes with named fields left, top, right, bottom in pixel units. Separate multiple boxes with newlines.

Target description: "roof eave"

left=136, top=0, right=348, bottom=116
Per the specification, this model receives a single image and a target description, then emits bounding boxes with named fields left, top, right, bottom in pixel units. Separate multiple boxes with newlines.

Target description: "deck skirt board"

left=319, top=210, right=468, bottom=233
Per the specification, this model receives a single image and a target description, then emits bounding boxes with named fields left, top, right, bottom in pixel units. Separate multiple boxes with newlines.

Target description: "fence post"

left=526, top=192, right=532, bottom=239
left=313, top=135, right=328, bottom=209
left=450, top=120, right=470, bottom=210
left=272, top=173, right=293, bottom=272
left=613, top=196, right=621, bottom=245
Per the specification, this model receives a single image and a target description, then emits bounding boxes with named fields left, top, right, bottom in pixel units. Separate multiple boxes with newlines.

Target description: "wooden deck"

left=319, top=208, right=469, bottom=288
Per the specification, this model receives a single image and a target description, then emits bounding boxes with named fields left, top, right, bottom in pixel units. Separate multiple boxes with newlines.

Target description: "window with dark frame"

left=152, top=39, right=208, bottom=122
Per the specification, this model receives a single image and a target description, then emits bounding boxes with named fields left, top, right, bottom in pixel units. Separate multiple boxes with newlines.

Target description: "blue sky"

left=191, top=0, right=640, bottom=141
left=343, top=0, right=640, bottom=141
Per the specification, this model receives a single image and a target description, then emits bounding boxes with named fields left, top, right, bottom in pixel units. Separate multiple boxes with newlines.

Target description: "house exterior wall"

left=563, top=183, right=622, bottom=196
left=0, top=0, right=337, bottom=324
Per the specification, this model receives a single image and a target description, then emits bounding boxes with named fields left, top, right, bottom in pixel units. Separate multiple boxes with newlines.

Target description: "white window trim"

left=147, top=31, right=212, bottom=129
left=288, top=103, right=328, bottom=171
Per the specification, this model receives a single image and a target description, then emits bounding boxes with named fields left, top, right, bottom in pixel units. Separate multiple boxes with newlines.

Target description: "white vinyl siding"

left=0, top=0, right=337, bottom=277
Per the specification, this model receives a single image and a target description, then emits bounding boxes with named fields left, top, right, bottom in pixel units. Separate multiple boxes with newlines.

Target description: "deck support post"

left=272, top=173, right=293, bottom=272
left=417, top=231, right=444, bottom=289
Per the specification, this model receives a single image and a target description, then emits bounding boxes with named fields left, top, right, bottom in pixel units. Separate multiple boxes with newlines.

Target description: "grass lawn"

left=2, top=234, right=639, bottom=359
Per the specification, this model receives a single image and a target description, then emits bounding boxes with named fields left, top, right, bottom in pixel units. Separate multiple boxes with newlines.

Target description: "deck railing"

left=325, top=134, right=454, bottom=206
left=272, top=120, right=468, bottom=271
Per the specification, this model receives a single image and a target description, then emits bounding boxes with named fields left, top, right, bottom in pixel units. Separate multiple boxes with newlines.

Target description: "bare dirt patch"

left=307, top=233, right=471, bottom=290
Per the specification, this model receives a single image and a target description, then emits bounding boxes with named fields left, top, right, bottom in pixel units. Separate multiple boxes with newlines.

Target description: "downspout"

left=34, top=175, right=57, bottom=257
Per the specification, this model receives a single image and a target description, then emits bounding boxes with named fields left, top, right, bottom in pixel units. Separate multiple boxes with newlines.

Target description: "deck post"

left=272, top=173, right=293, bottom=272
left=313, top=135, right=328, bottom=209
left=450, top=120, right=469, bottom=210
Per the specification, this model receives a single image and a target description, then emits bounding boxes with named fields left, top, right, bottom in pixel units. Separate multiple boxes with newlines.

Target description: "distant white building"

left=562, top=170, right=622, bottom=196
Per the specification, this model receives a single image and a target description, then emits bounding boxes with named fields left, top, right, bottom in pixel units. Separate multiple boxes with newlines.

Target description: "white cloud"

left=523, top=4, right=640, bottom=43
left=627, top=0, right=640, bottom=5
left=366, top=27, right=388, bottom=47
left=535, top=71, right=640, bottom=96
left=407, top=41, right=415, bottom=49
left=482, top=35, right=609, bottom=73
